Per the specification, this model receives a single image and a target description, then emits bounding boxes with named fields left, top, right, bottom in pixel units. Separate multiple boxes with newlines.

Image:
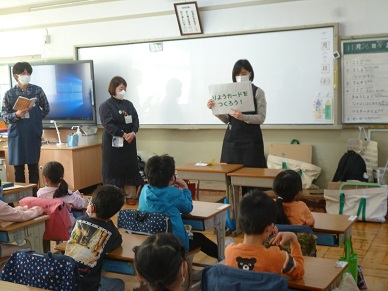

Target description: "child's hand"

left=32, top=206, right=45, bottom=215
left=174, top=176, right=188, bottom=189
left=269, top=231, right=297, bottom=246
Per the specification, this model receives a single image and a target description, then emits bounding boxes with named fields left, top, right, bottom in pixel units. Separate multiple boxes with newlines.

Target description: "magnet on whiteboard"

left=333, top=51, right=340, bottom=59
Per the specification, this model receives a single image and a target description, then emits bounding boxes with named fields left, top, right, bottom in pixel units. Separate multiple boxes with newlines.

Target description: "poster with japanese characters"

left=209, top=82, right=254, bottom=115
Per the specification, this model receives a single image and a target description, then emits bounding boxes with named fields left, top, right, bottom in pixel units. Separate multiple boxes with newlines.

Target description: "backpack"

left=0, top=250, right=80, bottom=291
left=332, top=150, right=368, bottom=182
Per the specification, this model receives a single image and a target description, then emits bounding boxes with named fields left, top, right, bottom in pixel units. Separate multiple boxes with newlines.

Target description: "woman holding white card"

left=99, top=76, right=143, bottom=204
left=207, top=59, right=267, bottom=169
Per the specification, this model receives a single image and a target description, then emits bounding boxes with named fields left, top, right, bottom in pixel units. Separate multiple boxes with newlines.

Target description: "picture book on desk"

left=12, top=96, right=37, bottom=111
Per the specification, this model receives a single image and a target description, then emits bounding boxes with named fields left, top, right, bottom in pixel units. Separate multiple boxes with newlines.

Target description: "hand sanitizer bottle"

left=71, top=126, right=84, bottom=146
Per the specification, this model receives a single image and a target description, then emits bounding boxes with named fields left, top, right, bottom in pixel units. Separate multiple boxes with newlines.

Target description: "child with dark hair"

left=65, top=185, right=125, bottom=291
left=37, top=161, right=86, bottom=223
left=225, top=189, right=304, bottom=279
left=134, top=233, right=190, bottom=291
left=139, top=154, right=218, bottom=259
left=274, top=170, right=315, bottom=226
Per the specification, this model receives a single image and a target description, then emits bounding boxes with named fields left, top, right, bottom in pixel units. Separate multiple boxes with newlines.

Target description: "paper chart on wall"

left=342, top=38, right=388, bottom=123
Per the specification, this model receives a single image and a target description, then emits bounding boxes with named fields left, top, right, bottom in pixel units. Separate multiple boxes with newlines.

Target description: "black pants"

left=14, top=163, right=39, bottom=197
left=189, top=232, right=218, bottom=259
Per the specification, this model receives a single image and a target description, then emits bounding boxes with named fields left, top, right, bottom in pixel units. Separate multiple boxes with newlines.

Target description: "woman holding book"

left=1, top=62, right=50, bottom=188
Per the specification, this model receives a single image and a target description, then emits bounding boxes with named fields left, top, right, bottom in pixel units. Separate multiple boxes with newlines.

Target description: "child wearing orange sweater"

left=225, top=190, right=304, bottom=279
left=274, top=170, right=315, bottom=226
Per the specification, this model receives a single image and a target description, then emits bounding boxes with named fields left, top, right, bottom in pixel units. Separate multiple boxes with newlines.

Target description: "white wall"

left=1, top=0, right=388, bottom=188
left=1, top=0, right=387, bottom=60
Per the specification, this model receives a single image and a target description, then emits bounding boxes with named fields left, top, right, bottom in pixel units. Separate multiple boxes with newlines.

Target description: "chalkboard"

left=342, top=36, right=388, bottom=124
left=77, top=25, right=337, bottom=126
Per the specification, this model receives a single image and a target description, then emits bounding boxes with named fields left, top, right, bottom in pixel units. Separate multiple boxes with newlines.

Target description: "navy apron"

left=7, top=86, right=43, bottom=165
left=220, top=85, right=267, bottom=168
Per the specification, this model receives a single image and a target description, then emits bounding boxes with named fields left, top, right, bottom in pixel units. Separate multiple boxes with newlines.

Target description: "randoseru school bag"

left=0, top=250, right=80, bottom=291
left=333, top=150, right=369, bottom=182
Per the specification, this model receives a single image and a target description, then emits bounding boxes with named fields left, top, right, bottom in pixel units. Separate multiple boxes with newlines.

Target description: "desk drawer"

left=102, top=259, right=134, bottom=275
left=315, top=232, right=338, bottom=246
left=0, top=232, right=9, bottom=242
left=182, top=219, right=205, bottom=231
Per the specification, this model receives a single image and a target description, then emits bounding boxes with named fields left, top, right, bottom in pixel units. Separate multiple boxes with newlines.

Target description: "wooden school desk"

left=289, top=256, right=348, bottom=291
left=2, top=183, right=36, bottom=204
left=220, top=256, right=347, bottom=291
left=176, top=162, right=243, bottom=200
left=0, top=215, right=49, bottom=253
left=182, top=200, right=231, bottom=259
left=227, top=168, right=282, bottom=234
left=0, top=281, right=48, bottom=291
left=55, top=229, right=145, bottom=263
left=312, top=212, right=357, bottom=244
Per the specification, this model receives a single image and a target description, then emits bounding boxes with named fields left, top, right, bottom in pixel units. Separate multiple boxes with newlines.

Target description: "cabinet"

left=4, top=143, right=102, bottom=190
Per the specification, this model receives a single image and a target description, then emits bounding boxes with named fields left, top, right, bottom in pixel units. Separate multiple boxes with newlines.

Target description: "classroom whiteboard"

left=77, top=25, right=336, bottom=126
left=342, top=37, right=388, bottom=124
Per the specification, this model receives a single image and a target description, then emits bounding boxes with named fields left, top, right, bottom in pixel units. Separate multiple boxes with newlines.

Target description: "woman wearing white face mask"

left=1, top=62, right=50, bottom=190
left=207, top=59, right=267, bottom=185
left=99, top=76, right=143, bottom=204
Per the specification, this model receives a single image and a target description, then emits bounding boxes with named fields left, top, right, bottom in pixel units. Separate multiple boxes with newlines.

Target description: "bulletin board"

left=342, top=35, right=388, bottom=124
left=76, top=24, right=338, bottom=126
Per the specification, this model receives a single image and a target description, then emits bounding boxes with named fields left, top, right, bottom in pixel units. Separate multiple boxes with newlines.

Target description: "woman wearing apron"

left=2, top=62, right=50, bottom=189
left=207, top=59, right=267, bottom=191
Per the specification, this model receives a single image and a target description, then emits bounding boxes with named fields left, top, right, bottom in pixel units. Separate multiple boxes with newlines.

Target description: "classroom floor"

left=79, top=186, right=388, bottom=290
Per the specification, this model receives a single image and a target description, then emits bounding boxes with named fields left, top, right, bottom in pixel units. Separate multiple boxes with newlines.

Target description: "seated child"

left=138, top=154, right=219, bottom=259
left=134, top=233, right=190, bottom=291
left=274, top=170, right=315, bottom=226
left=0, top=200, right=44, bottom=257
left=225, top=189, right=304, bottom=279
left=65, top=185, right=125, bottom=291
left=37, top=161, right=86, bottom=223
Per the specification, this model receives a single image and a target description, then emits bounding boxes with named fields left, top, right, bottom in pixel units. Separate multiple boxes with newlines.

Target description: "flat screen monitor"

left=9, top=60, right=96, bottom=128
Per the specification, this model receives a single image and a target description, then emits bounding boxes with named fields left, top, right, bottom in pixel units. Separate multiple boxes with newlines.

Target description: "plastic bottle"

left=71, top=126, right=84, bottom=146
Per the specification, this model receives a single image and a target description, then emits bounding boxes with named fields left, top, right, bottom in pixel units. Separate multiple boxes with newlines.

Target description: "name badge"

left=22, top=112, right=30, bottom=119
left=112, top=136, right=124, bottom=148
left=125, top=115, right=133, bottom=124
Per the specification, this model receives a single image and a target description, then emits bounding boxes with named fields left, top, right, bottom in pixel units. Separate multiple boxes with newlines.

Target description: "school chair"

left=0, top=249, right=80, bottom=290
left=201, top=264, right=289, bottom=291
left=116, top=209, right=201, bottom=291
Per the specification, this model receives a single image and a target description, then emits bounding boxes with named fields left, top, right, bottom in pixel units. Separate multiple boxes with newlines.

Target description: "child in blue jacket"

left=138, top=154, right=218, bottom=259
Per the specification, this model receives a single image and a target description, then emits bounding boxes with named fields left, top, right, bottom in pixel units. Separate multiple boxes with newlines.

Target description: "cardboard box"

left=268, top=143, right=312, bottom=164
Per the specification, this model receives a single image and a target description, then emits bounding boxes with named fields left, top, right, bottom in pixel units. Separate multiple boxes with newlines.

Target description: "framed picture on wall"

left=174, top=2, right=203, bottom=35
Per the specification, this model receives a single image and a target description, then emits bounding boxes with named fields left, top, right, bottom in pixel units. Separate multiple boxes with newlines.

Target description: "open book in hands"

left=13, top=96, right=37, bottom=111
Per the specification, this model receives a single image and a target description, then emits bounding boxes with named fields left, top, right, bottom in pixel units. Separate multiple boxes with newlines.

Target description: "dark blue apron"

left=7, top=86, right=43, bottom=165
